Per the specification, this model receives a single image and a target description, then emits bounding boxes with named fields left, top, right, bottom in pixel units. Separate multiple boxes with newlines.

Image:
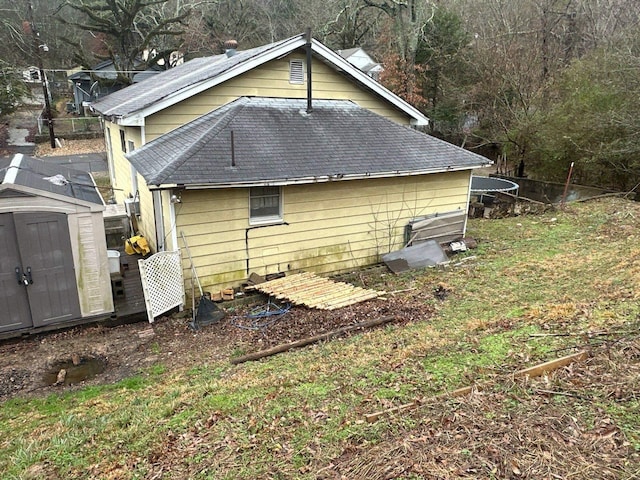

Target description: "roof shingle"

left=126, top=97, right=489, bottom=187
left=91, top=37, right=297, bottom=117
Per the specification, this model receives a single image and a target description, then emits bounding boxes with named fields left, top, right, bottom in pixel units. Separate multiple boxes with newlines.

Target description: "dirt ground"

left=0, top=137, right=426, bottom=400
left=34, top=137, right=107, bottom=156
left=0, top=283, right=431, bottom=401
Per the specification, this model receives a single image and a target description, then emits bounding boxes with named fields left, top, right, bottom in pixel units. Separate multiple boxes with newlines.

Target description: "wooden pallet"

left=247, top=272, right=384, bottom=310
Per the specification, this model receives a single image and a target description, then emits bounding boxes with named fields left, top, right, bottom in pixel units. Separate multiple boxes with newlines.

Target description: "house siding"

left=105, top=53, right=414, bottom=255
left=145, top=54, right=409, bottom=141
left=104, top=124, right=159, bottom=251
left=177, top=171, right=470, bottom=293
left=136, top=178, right=157, bottom=251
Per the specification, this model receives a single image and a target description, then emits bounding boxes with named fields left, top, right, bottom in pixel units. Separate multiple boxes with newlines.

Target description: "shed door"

left=14, top=213, right=81, bottom=327
left=0, top=214, right=32, bottom=332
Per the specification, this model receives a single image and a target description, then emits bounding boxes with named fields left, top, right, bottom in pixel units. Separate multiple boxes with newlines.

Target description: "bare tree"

left=57, top=0, right=190, bottom=82
left=317, top=0, right=385, bottom=49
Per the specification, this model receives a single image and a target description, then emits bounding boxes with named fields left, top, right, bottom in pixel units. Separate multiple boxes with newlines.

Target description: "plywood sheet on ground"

left=248, top=272, right=384, bottom=310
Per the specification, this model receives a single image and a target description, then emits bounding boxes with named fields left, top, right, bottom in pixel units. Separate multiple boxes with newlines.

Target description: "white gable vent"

left=289, top=59, right=304, bottom=84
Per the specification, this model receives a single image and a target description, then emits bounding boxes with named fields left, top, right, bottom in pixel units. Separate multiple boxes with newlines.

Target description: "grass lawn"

left=1, top=197, right=639, bottom=479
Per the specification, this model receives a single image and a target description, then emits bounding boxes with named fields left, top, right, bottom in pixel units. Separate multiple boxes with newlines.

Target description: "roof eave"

left=96, top=35, right=309, bottom=122
left=310, top=40, right=429, bottom=126
left=0, top=183, right=105, bottom=211
left=148, top=165, right=484, bottom=190
left=94, top=34, right=430, bottom=127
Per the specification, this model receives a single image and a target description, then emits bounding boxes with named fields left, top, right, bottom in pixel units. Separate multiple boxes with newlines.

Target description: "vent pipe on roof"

left=231, top=130, right=236, bottom=167
left=306, top=28, right=312, bottom=114
left=224, top=39, right=238, bottom=57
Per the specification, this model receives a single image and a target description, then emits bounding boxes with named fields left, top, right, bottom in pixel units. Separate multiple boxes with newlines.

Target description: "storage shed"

left=0, top=154, right=113, bottom=335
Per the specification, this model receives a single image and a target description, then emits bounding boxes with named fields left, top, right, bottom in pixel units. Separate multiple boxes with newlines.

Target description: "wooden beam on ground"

left=230, top=315, right=397, bottom=365
left=512, top=350, right=589, bottom=379
left=364, top=350, right=589, bottom=423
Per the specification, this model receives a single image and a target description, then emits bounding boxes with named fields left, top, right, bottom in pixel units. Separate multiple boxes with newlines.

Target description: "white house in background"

left=337, top=47, right=384, bottom=80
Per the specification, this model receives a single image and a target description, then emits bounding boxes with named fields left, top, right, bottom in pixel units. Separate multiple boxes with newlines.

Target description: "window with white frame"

left=250, top=186, right=282, bottom=224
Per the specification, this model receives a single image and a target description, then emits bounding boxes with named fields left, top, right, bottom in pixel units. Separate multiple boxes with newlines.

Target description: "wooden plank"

left=249, top=272, right=382, bottom=310
left=363, top=351, right=590, bottom=423
left=323, top=291, right=383, bottom=310
left=297, top=284, right=357, bottom=305
left=253, top=272, right=316, bottom=291
left=303, top=287, right=375, bottom=309
left=313, top=293, right=372, bottom=310
left=275, top=279, right=338, bottom=298
left=513, top=351, right=589, bottom=379
left=230, top=315, right=397, bottom=364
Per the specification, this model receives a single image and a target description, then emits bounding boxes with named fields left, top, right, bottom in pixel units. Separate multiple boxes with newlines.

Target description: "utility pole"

left=26, top=0, right=56, bottom=148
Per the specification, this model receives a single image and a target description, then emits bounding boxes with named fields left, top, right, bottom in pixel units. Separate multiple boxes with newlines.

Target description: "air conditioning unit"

left=124, top=198, right=140, bottom=216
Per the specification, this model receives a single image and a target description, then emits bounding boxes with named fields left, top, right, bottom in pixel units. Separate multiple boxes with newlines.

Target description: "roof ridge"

left=148, top=97, right=251, bottom=184
left=95, top=34, right=304, bottom=116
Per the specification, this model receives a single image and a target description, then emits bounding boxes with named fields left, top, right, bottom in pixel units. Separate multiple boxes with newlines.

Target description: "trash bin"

left=107, top=250, right=121, bottom=275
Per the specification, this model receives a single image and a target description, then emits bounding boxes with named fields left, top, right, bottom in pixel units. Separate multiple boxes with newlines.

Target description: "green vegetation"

left=1, top=198, right=640, bottom=478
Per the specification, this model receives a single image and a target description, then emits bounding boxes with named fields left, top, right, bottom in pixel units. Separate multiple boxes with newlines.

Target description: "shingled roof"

left=126, top=97, right=489, bottom=188
left=91, top=33, right=429, bottom=126
left=0, top=154, right=104, bottom=205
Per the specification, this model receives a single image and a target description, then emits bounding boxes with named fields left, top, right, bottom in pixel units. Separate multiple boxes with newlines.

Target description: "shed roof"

left=126, top=97, right=489, bottom=187
left=0, top=154, right=104, bottom=205
left=91, top=33, right=429, bottom=126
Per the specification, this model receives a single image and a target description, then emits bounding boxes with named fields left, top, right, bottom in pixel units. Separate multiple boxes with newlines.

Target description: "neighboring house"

left=91, top=33, right=490, bottom=293
left=68, top=60, right=162, bottom=115
left=337, top=47, right=383, bottom=80
left=0, top=154, right=113, bottom=336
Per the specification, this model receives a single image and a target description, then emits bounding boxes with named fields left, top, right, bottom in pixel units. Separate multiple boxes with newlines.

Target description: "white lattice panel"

left=138, top=251, right=185, bottom=323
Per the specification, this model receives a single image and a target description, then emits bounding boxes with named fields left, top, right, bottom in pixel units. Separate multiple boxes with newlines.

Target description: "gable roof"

left=0, top=154, right=104, bottom=205
left=91, top=33, right=428, bottom=126
left=126, top=97, right=489, bottom=188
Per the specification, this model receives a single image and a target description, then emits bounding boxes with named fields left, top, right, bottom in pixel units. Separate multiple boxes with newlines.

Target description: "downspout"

left=169, top=192, right=179, bottom=252
left=245, top=223, right=288, bottom=275
left=306, top=28, right=313, bottom=114
left=153, top=190, right=165, bottom=251
left=245, top=225, right=270, bottom=275
left=462, top=170, right=474, bottom=237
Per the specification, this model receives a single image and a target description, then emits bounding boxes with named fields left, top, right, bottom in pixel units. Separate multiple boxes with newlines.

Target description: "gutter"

left=145, top=165, right=487, bottom=191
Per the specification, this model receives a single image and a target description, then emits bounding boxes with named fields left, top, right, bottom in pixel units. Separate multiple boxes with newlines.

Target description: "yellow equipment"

left=124, top=235, right=150, bottom=255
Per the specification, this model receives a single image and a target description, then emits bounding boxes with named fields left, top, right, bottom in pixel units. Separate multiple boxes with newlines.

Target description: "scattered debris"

left=181, top=232, right=225, bottom=330
left=405, top=211, right=467, bottom=245
left=230, top=315, right=397, bottom=364
left=433, top=283, right=450, bottom=300
left=247, top=272, right=266, bottom=286
left=55, top=369, right=66, bottom=385
left=382, top=239, right=449, bottom=273
left=231, top=299, right=291, bottom=331
left=137, top=327, right=155, bottom=341
left=364, top=350, right=589, bottom=423
left=221, top=288, right=235, bottom=301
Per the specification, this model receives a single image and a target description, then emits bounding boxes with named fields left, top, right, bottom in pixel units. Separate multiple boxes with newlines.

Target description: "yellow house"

left=91, top=33, right=490, bottom=293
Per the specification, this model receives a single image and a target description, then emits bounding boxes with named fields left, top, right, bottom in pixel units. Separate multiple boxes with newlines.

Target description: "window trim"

left=119, top=130, right=126, bottom=152
left=249, top=186, right=283, bottom=225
